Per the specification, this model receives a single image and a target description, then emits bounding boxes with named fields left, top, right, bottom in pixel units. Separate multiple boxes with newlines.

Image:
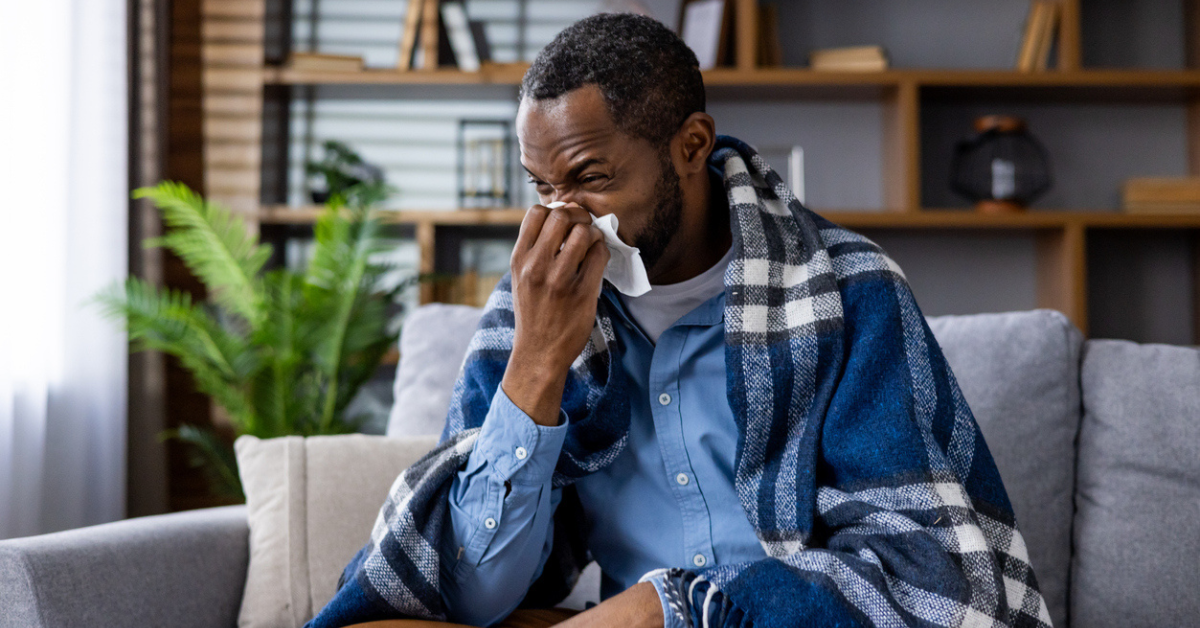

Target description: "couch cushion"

left=235, top=434, right=438, bottom=628
left=387, top=304, right=484, bottom=437
left=1072, top=340, right=1200, bottom=627
left=927, top=310, right=1082, bottom=628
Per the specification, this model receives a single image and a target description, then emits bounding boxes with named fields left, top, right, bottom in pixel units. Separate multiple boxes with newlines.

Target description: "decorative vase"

left=950, top=115, right=1052, bottom=214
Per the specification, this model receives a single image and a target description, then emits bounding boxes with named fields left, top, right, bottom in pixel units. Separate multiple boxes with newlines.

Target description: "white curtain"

left=0, top=0, right=128, bottom=538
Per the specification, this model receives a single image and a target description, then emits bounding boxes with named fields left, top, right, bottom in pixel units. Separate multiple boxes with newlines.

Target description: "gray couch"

left=3, top=309, right=1197, bottom=628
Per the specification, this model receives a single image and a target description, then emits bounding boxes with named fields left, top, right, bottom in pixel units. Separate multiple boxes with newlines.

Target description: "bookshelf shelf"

left=258, top=205, right=1200, bottom=231
left=262, top=63, right=531, bottom=86
left=264, top=65, right=1200, bottom=92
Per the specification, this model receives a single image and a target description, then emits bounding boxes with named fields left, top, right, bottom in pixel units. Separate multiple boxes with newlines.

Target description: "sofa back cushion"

left=388, top=304, right=484, bottom=437
left=235, top=434, right=438, bottom=628
left=1072, top=340, right=1200, bottom=627
left=926, top=310, right=1082, bottom=628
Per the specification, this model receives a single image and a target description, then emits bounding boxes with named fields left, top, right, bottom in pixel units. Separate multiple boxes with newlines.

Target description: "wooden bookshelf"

left=200, top=0, right=1200, bottom=340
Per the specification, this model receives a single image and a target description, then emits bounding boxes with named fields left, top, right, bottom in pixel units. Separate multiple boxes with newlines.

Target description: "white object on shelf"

left=441, top=2, right=480, bottom=72
left=789, top=146, right=806, bottom=206
left=680, top=0, right=725, bottom=71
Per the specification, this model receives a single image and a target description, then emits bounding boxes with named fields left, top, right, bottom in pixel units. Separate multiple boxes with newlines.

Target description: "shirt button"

left=484, top=517, right=497, bottom=529
left=693, top=553, right=707, bottom=567
left=676, top=473, right=689, bottom=486
left=514, top=446, right=528, bottom=460
left=658, top=393, right=671, bottom=406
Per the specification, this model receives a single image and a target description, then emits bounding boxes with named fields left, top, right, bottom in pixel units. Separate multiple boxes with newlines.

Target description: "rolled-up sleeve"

left=439, top=387, right=568, bottom=627
left=642, top=570, right=685, bottom=628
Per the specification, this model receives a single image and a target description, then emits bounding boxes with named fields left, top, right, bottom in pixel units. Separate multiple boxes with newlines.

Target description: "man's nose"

left=550, top=189, right=583, bottom=207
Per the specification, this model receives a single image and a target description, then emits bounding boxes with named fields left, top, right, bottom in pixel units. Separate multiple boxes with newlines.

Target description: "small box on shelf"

left=287, top=52, right=365, bottom=72
left=809, top=45, right=889, bottom=72
left=1123, top=177, right=1200, bottom=214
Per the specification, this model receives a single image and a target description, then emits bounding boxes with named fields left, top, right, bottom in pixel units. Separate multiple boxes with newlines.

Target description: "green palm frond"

left=96, top=278, right=252, bottom=379
left=135, top=182, right=271, bottom=327
left=304, top=202, right=393, bottom=431
left=249, top=270, right=310, bottom=437
left=96, top=278, right=259, bottom=429
left=101, top=181, right=404, bottom=499
left=164, top=425, right=244, bottom=501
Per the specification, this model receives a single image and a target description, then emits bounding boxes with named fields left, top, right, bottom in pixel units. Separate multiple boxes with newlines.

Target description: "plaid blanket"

left=307, top=136, right=1051, bottom=628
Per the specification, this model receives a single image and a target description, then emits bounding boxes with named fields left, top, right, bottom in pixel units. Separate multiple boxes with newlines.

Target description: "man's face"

left=516, top=84, right=683, bottom=272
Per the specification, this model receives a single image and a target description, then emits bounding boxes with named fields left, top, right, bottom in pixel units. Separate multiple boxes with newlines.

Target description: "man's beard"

left=632, top=151, right=684, bottom=273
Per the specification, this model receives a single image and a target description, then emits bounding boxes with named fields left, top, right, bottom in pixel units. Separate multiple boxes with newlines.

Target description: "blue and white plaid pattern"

left=306, top=136, right=1051, bottom=628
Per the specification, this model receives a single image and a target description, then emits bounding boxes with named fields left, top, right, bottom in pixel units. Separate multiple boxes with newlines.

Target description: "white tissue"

left=545, top=202, right=651, bottom=297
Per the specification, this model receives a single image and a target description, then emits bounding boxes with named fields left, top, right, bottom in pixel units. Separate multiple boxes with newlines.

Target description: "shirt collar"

left=602, top=287, right=725, bottom=329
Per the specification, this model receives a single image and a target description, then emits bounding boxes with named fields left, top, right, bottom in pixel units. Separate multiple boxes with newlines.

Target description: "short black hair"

left=520, top=13, right=706, bottom=148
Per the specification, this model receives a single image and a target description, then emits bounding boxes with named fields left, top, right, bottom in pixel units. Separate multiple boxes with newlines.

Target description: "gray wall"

left=859, top=230, right=1039, bottom=317
left=707, top=100, right=885, bottom=210
left=775, top=0, right=1032, bottom=69
left=1088, top=230, right=1196, bottom=345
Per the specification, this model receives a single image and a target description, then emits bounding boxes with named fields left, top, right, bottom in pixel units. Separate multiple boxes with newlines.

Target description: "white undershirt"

left=620, top=243, right=734, bottom=344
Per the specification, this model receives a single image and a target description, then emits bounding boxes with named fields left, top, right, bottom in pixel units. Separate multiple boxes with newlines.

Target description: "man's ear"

left=674, top=112, right=716, bottom=175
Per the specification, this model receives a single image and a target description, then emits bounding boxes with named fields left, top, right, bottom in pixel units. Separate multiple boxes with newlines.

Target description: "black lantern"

left=950, top=115, right=1052, bottom=213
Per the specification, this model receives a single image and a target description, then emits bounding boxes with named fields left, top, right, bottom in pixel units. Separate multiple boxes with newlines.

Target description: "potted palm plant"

left=98, top=182, right=409, bottom=499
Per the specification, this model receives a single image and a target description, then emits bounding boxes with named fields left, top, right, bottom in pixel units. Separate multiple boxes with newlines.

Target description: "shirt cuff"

left=473, top=387, right=569, bottom=486
left=640, top=569, right=687, bottom=628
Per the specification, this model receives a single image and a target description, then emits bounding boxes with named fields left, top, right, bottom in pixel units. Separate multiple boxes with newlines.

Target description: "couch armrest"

left=0, top=505, right=248, bottom=628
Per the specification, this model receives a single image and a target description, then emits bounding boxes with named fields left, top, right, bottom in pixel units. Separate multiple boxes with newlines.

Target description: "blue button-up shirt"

left=439, top=289, right=765, bottom=628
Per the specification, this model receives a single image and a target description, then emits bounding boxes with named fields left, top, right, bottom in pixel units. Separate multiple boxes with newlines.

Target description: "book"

left=420, top=0, right=441, bottom=70
left=441, top=2, right=480, bottom=71
left=679, top=0, right=729, bottom=71
left=468, top=20, right=492, bottom=63
left=1123, top=177, right=1200, bottom=214
left=1016, top=1, right=1048, bottom=72
left=757, top=3, right=783, bottom=67
left=397, top=0, right=425, bottom=70
left=1034, top=1, right=1060, bottom=71
left=809, top=45, right=889, bottom=72
left=437, top=7, right=457, bottom=67
left=288, top=52, right=364, bottom=72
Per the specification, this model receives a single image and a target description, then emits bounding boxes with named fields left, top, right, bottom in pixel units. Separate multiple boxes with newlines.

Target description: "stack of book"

left=285, top=0, right=493, bottom=74
left=399, top=0, right=491, bottom=72
left=288, top=52, right=365, bottom=72
left=1015, top=0, right=1060, bottom=72
left=1123, top=177, right=1200, bottom=214
left=808, top=45, right=888, bottom=72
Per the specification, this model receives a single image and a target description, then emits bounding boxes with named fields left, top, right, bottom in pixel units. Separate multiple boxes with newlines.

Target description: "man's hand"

left=555, top=582, right=664, bottom=628
left=502, top=202, right=609, bottom=427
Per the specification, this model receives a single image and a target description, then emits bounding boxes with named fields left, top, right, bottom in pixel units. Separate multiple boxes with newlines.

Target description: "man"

left=309, top=13, right=1049, bottom=628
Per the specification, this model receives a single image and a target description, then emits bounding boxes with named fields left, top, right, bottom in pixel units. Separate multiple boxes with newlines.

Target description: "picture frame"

left=678, top=0, right=731, bottom=71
